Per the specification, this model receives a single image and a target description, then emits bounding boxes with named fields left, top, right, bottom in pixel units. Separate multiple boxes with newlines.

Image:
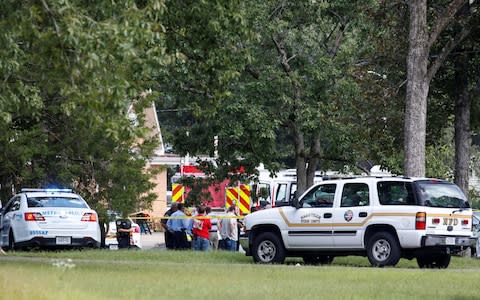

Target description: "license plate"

left=445, top=237, right=456, bottom=245
left=109, top=244, right=119, bottom=250
left=56, top=236, right=71, bottom=245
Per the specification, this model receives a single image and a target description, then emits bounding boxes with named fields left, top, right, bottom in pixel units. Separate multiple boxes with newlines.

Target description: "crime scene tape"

left=127, top=215, right=245, bottom=221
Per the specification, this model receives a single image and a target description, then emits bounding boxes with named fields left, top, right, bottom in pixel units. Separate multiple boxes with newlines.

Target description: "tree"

left=159, top=0, right=378, bottom=196
left=404, top=0, right=478, bottom=177
left=156, top=0, right=265, bottom=197
left=0, top=1, right=169, bottom=229
left=453, top=18, right=480, bottom=193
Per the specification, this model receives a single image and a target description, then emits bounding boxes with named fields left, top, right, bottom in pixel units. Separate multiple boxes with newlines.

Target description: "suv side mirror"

left=291, top=192, right=301, bottom=209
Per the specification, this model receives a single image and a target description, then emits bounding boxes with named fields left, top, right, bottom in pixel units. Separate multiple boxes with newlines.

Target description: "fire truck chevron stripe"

left=225, top=187, right=238, bottom=208
left=225, top=187, right=237, bottom=208
left=238, top=198, right=250, bottom=213
left=238, top=184, right=251, bottom=214
left=172, top=183, right=184, bottom=203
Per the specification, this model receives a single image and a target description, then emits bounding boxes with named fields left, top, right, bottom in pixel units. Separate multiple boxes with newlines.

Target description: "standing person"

left=138, top=213, right=152, bottom=235
left=184, top=206, right=195, bottom=249
left=192, top=205, right=212, bottom=251
left=219, top=205, right=238, bottom=251
left=166, top=203, right=191, bottom=250
left=235, top=206, right=244, bottom=251
left=161, top=202, right=178, bottom=250
left=205, top=206, right=219, bottom=250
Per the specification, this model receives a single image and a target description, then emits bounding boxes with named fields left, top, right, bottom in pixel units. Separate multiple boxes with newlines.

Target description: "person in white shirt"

left=219, top=205, right=238, bottom=251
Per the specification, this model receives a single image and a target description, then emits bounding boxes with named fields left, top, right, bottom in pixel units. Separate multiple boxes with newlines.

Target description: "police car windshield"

left=27, top=197, right=88, bottom=208
left=417, top=181, right=470, bottom=208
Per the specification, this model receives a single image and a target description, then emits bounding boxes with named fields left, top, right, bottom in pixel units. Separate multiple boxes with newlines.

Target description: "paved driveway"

left=140, top=232, right=165, bottom=250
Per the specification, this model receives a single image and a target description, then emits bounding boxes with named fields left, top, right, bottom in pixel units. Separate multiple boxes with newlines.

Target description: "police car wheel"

left=8, top=230, right=16, bottom=251
left=417, top=253, right=451, bottom=269
left=366, top=232, right=401, bottom=267
left=302, top=255, right=334, bottom=265
left=253, top=232, right=286, bottom=264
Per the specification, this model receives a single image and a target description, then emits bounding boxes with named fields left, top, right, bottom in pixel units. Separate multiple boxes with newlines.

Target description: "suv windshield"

left=416, top=181, right=469, bottom=208
left=27, top=197, right=88, bottom=208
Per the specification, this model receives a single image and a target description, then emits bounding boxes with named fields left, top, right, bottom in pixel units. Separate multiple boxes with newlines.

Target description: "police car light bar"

left=21, top=188, right=73, bottom=193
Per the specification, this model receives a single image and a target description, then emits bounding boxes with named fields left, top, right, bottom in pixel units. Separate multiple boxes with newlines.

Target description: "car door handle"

left=323, top=213, right=332, bottom=218
left=359, top=212, right=368, bottom=218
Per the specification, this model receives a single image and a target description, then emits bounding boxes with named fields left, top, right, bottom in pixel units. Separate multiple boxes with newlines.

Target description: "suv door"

left=284, top=183, right=336, bottom=248
left=332, top=182, right=372, bottom=248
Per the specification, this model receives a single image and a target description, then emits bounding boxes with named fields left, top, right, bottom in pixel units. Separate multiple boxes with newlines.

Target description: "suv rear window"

left=416, top=180, right=470, bottom=208
left=27, top=197, right=88, bottom=208
left=377, top=181, right=416, bottom=205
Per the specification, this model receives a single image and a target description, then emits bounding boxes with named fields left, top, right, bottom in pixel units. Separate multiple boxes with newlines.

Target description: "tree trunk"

left=404, top=0, right=429, bottom=177
left=306, top=136, right=321, bottom=188
left=292, top=123, right=308, bottom=196
left=454, top=54, right=471, bottom=195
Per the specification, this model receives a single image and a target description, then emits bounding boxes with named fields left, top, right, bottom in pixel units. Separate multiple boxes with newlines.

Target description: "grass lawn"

left=1, top=250, right=480, bottom=300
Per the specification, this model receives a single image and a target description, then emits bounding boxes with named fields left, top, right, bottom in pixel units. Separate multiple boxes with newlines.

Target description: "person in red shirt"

left=192, top=205, right=212, bottom=251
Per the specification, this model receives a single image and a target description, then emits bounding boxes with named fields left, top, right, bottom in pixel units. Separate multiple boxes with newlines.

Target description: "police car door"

left=0, top=196, right=21, bottom=246
left=332, top=182, right=372, bottom=248
left=284, top=183, right=336, bottom=248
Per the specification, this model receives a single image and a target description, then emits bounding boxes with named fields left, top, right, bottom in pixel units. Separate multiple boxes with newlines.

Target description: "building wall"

left=146, top=163, right=167, bottom=229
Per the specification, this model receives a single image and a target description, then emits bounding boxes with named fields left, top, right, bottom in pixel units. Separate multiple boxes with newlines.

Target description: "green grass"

left=2, top=250, right=480, bottom=300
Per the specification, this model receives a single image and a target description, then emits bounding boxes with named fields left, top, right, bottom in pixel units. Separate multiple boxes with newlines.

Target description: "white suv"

left=240, top=177, right=473, bottom=268
left=0, top=188, right=101, bottom=250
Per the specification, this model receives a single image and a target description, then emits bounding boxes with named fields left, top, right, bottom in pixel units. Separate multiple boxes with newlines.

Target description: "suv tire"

left=253, top=232, right=286, bottom=264
left=303, top=255, right=334, bottom=265
left=417, top=253, right=451, bottom=269
left=366, top=231, right=401, bottom=267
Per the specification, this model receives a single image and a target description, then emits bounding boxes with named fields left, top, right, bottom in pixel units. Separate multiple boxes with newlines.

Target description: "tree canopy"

left=0, top=0, right=169, bottom=219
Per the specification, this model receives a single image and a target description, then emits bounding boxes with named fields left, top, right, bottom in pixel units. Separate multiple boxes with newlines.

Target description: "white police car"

left=0, top=188, right=101, bottom=250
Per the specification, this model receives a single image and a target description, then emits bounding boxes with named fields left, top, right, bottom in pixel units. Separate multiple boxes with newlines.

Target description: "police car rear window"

left=27, top=197, right=88, bottom=208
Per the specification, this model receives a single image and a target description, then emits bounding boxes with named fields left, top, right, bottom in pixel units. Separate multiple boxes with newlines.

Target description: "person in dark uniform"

left=161, top=202, right=178, bottom=249
left=116, top=219, right=132, bottom=249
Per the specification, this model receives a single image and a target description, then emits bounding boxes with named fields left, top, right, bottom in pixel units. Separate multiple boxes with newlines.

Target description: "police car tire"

left=366, top=231, right=401, bottom=267
left=253, top=232, right=286, bottom=264
left=8, top=230, right=16, bottom=251
left=302, top=255, right=334, bottom=265
left=416, top=253, right=451, bottom=269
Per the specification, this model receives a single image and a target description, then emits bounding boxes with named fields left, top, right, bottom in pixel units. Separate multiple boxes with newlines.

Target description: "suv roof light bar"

left=322, top=176, right=359, bottom=180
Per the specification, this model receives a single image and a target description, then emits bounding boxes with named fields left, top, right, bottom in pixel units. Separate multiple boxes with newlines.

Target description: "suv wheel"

left=366, top=231, right=401, bottom=267
left=253, top=232, right=286, bottom=264
left=303, top=255, right=334, bottom=265
left=417, top=254, right=451, bottom=269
